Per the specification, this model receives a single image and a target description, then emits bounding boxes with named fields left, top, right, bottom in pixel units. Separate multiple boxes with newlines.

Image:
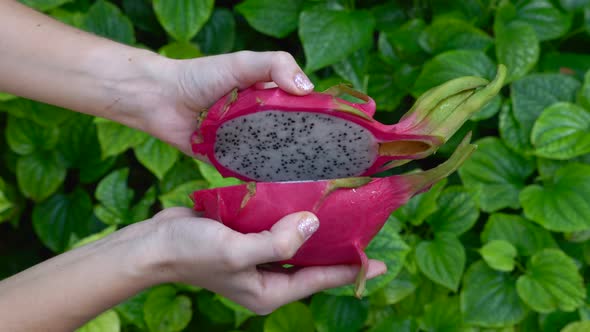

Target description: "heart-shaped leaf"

left=264, top=302, right=314, bottom=332
left=516, top=249, right=585, bottom=313
left=83, top=0, right=135, bottom=45
left=458, top=137, right=535, bottom=212
left=299, top=8, right=375, bottom=72
left=95, top=119, right=149, bottom=159
left=144, top=285, right=192, bottom=332
left=482, top=213, right=557, bottom=257
left=153, top=0, right=214, bottom=41
left=17, top=151, right=66, bottom=201
left=419, top=18, right=493, bottom=55
left=520, top=163, right=590, bottom=232
left=479, top=240, right=517, bottom=272
left=461, top=261, right=528, bottom=327
left=421, top=296, right=465, bottom=331
left=514, top=0, right=572, bottom=41
left=310, top=294, right=369, bottom=332
left=236, top=0, right=303, bottom=38
left=495, top=21, right=539, bottom=83
left=134, top=137, right=179, bottom=180
left=6, top=115, right=59, bottom=155
left=416, top=233, right=465, bottom=291
left=427, top=185, right=479, bottom=235
left=32, top=188, right=94, bottom=252
left=194, top=8, right=236, bottom=55
left=531, top=102, right=590, bottom=160
left=412, top=50, right=496, bottom=96
left=75, top=309, right=120, bottom=332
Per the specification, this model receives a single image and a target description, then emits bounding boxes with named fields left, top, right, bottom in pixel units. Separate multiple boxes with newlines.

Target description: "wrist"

left=85, top=46, right=179, bottom=131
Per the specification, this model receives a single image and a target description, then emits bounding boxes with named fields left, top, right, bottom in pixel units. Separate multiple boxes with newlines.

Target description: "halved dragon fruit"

left=192, top=135, right=476, bottom=297
left=190, top=65, right=506, bottom=297
left=191, top=66, right=506, bottom=182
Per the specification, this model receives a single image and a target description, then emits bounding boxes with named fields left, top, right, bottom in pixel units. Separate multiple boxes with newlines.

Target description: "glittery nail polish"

left=298, top=214, right=319, bottom=240
left=294, top=72, right=314, bottom=92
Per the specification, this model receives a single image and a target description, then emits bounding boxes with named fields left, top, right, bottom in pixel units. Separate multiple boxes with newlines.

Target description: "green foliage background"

left=1, top=0, right=590, bottom=331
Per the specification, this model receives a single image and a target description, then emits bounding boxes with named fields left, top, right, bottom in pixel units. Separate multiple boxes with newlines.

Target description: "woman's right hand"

left=144, top=207, right=386, bottom=315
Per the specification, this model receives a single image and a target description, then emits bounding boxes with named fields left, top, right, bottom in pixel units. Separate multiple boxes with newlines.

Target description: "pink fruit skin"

left=191, top=176, right=415, bottom=267
left=190, top=86, right=442, bottom=182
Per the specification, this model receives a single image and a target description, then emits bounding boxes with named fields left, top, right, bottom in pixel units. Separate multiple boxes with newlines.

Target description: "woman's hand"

left=132, top=51, right=316, bottom=156
left=147, top=207, right=386, bottom=315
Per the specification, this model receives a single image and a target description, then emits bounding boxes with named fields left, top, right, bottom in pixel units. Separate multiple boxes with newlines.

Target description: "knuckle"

left=272, top=51, right=294, bottom=65
left=220, top=247, right=246, bottom=271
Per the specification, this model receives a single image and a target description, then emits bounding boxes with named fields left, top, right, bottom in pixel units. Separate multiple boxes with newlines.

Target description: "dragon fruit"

left=191, top=66, right=506, bottom=182
left=190, top=65, right=506, bottom=297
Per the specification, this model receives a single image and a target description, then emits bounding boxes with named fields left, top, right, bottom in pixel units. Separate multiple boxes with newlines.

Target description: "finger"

left=151, top=207, right=199, bottom=220
left=229, top=211, right=319, bottom=267
left=251, top=260, right=387, bottom=314
left=229, top=51, right=314, bottom=95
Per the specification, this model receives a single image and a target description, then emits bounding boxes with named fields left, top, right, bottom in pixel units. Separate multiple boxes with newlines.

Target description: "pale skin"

left=0, top=1, right=387, bottom=331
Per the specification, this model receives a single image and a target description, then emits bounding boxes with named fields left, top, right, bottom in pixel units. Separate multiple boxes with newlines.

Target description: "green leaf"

left=32, top=188, right=94, bottom=252
left=495, top=22, right=539, bottom=83
left=420, top=296, right=465, bottom=331
left=427, top=185, right=479, bottom=235
left=416, top=233, right=465, bottom=291
left=325, top=219, right=410, bottom=296
left=482, top=213, right=557, bottom=257
left=19, top=0, right=71, bottom=11
left=129, top=186, right=157, bottom=223
left=49, top=8, right=85, bottom=28
left=196, top=292, right=235, bottom=325
left=458, top=137, right=535, bottom=212
left=510, top=73, right=581, bottom=151
left=17, top=151, right=66, bottom=201
left=370, top=2, right=407, bottom=32
left=371, top=269, right=418, bottom=306
left=299, top=8, right=375, bottom=72
left=194, top=159, right=242, bottom=188
left=381, top=19, right=428, bottom=65
left=562, top=321, right=590, bottom=332
left=159, top=180, right=208, bottom=209
left=499, top=101, right=531, bottom=153
left=412, top=50, right=496, bottom=96
left=333, top=48, right=369, bottom=92
left=83, top=0, right=135, bottom=45
left=236, top=0, right=303, bottom=38
left=75, top=310, right=120, bottom=332
left=461, top=261, right=528, bottom=327
left=367, top=315, right=416, bottom=332
left=0, top=92, right=16, bottom=101
left=70, top=225, right=117, bottom=250
left=394, top=179, right=446, bottom=226
left=159, top=157, right=203, bottom=193
left=419, top=18, right=493, bottom=55
left=58, top=114, right=115, bottom=182
left=194, top=8, right=236, bottom=55
left=264, top=302, right=314, bottom=332
left=6, top=115, right=59, bottom=155
left=0, top=179, right=19, bottom=224
left=158, top=42, right=201, bottom=60
left=94, top=168, right=134, bottom=225
left=311, top=294, right=368, bottom=332
left=153, top=0, right=214, bottom=41
left=471, top=95, right=502, bottom=121
left=516, top=249, right=585, bottom=313
left=514, top=0, right=572, bottom=41
left=95, top=119, right=149, bottom=159
left=559, top=0, right=590, bottom=11
left=134, top=137, right=179, bottom=180
left=578, top=70, right=590, bottom=110
left=520, top=163, right=590, bottom=232
left=121, top=0, right=160, bottom=33
left=215, top=295, right=256, bottom=328
left=531, top=102, right=590, bottom=160
left=2, top=99, right=73, bottom=127
left=480, top=240, right=517, bottom=272
left=115, top=290, right=148, bottom=329
left=144, top=285, right=192, bottom=332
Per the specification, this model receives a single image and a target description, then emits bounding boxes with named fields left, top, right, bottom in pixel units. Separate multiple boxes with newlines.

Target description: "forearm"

left=0, top=1, right=175, bottom=129
left=0, top=221, right=166, bottom=331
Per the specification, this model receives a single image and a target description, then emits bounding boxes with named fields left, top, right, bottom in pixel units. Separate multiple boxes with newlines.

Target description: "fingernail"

left=294, top=72, right=314, bottom=92
left=297, top=214, right=319, bottom=240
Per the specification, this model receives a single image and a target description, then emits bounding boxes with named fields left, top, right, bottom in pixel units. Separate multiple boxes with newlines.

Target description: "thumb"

left=232, top=212, right=319, bottom=267
left=228, top=51, right=315, bottom=95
